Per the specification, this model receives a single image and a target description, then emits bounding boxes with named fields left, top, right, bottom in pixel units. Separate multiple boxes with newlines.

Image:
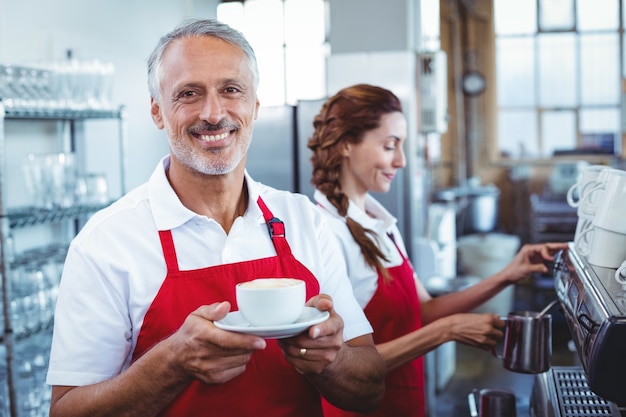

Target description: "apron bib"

left=323, top=235, right=425, bottom=417
left=132, top=197, right=323, bottom=416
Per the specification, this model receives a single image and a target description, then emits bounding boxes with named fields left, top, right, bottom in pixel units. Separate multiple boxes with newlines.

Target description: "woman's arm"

left=376, top=313, right=504, bottom=372
left=419, top=242, right=568, bottom=324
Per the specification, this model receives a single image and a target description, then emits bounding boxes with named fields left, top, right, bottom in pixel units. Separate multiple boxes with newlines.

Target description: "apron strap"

left=158, top=230, right=180, bottom=273
left=157, top=197, right=293, bottom=273
left=387, top=232, right=413, bottom=270
left=257, top=196, right=292, bottom=256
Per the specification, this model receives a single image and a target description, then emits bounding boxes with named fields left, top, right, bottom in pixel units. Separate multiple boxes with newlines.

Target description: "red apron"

left=132, top=197, right=323, bottom=416
left=323, top=235, right=425, bottom=417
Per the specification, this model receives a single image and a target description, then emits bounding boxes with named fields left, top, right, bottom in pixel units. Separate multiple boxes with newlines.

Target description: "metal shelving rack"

left=0, top=101, right=127, bottom=416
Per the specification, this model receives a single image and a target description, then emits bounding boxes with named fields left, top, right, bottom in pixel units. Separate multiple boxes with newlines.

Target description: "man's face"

left=150, top=35, right=260, bottom=175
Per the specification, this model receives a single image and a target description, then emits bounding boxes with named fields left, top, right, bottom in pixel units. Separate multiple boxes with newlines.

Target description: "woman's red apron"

left=131, top=197, right=323, bottom=416
left=323, top=235, right=425, bottom=417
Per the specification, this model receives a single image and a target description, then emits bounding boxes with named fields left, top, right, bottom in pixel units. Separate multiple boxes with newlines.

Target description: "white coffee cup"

left=574, top=216, right=594, bottom=256
left=236, top=278, right=306, bottom=326
left=615, top=260, right=626, bottom=285
left=592, top=169, right=626, bottom=233
left=581, top=226, right=626, bottom=269
left=566, top=165, right=609, bottom=209
left=575, top=168, right=615, bottom=217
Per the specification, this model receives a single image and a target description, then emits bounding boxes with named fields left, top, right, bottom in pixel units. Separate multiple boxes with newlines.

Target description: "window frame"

left=494, top=0, right=624, bottom=160
left=217, top=0, right=329, bottom=106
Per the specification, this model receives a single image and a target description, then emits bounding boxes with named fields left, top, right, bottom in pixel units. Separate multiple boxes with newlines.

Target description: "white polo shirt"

left=47, top=156, right=372, bottom=387
left=313, top=190, right=409, bottom=309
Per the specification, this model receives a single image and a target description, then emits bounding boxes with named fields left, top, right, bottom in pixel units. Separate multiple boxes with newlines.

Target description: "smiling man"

left=46, top=19, right=385, bottom=417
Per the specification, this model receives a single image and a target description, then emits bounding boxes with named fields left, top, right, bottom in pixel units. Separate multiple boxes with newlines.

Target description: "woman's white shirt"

left=313, top=190, right=409, bottom=308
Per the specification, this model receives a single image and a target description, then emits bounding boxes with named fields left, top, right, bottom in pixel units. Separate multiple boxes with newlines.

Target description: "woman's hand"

left=502, top=242, right=569, bottom=284
left=447, top=313, right=505, bottom=350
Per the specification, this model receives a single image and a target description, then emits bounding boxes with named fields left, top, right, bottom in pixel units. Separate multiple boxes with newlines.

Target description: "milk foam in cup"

left=236, top=278, right=306, bottom=326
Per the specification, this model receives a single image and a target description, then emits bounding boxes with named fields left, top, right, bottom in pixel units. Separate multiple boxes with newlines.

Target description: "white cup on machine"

left=571, top=167, right=612, bottom=257
left=572, top=167, right=614, bottom=218
left=574, top=216, right=594, bottom=256
left=567, top=165, right=610, bottom=210
left=615, top=260, right=626, bottom=286
left=578, top=169, right=626, bottom=268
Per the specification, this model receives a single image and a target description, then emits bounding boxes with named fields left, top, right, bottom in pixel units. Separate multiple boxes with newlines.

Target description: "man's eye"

left=224, top=86, right=241, bottom=94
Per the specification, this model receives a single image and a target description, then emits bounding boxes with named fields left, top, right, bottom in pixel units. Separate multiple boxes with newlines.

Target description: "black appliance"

left=553, top=244, right=626, bottom=405
left=530, top=243, right=626, bottom=416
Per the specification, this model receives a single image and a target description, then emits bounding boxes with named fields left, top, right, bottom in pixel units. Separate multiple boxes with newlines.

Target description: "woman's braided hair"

left=307, top=84, right=403, bottom=280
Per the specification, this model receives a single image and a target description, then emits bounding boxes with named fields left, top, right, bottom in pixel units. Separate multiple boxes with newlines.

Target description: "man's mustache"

left=188, top=121, right=239, bottom=134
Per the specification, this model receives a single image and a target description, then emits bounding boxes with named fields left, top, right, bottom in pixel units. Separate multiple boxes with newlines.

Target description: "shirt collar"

left=314, top=189, right=397, bottom=232
left=149, top=155, right=264, bottom=231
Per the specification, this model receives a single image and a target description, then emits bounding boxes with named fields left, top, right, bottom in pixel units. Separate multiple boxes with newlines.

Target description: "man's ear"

left=253, top=97, right=260, bottom=120
left=150, top=98, right=164, bottom=129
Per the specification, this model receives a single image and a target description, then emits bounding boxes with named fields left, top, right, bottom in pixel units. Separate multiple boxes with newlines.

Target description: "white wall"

left=328, top=0, right=419, bottom=53
left=0, top=0, right=219, bottom=195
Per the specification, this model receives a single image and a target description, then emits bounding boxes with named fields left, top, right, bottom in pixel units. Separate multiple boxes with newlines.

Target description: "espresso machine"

left=530, top=243, right=626, bottom=416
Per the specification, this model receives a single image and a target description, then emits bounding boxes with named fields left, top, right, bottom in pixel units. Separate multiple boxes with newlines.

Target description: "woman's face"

left=339, top=111, right=407, bottom=198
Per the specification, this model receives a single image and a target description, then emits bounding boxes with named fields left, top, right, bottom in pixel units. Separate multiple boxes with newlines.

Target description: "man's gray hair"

left=146, top=18, right=259, bottom=102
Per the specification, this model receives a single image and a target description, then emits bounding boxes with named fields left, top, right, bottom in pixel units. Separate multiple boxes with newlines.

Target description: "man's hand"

left=165, top=301, right=267, bottom=385
left=278, top=294, right=343, bottom=374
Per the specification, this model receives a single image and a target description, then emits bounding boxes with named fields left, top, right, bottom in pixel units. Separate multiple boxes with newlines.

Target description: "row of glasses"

left=0, top=58, right=115, bottom=115
left=13, top=332, right=52, bottom=417
left=22, top=152, right=77, bottom=210
left=22, top=152, right=109, bottom=209
left=50, top=57, right=116, bottom=112
left=10, top=245, right=66, bottom=339
left=0, top=345, right=8, bottom=417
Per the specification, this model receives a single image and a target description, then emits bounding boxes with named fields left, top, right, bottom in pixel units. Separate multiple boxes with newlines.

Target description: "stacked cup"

left=566, top=165, right=611, bottom=256
left=575, top=168, right=626, bottom=268
left=616, top=260, right=626, bottom=286
left=587, top=169, right=626, bottom=268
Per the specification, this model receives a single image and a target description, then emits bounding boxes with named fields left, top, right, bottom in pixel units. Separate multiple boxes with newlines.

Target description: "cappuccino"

left=236, top=278, right=305, bottom=326
left=239, top=278, right=302, bottom=289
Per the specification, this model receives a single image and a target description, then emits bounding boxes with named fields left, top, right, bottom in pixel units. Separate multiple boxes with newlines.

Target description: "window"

left=494, top=0, right=623, bottom=159
left=217, top=0, right=328, bottom=106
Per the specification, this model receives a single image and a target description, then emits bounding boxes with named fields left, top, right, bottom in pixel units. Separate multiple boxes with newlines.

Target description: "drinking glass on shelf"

left=22, top=154, right=53, bottom=209
left=75, top=173, right=109, bottom=205
left=49, top=152, right=77, bottom=208
left=16, top=358, right=43, bottom=417
left=0, top=65, right=19, bottom=110
left=23, top=152, right=77, bottom=209
left=0, top=359, right=8, bottom=417
left=0, top=65, right=11, bottom=103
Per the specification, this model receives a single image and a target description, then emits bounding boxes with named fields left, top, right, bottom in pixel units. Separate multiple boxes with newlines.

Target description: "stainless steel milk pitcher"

left=494, top=310, right=552, bottom=374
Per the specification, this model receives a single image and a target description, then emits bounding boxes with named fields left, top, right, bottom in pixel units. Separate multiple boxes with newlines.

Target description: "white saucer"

left=214, top=307, right=330, bottom=339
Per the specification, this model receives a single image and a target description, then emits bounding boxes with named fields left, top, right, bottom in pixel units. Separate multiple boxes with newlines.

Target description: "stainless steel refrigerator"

left=246, top=104, right=298, bottom=192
